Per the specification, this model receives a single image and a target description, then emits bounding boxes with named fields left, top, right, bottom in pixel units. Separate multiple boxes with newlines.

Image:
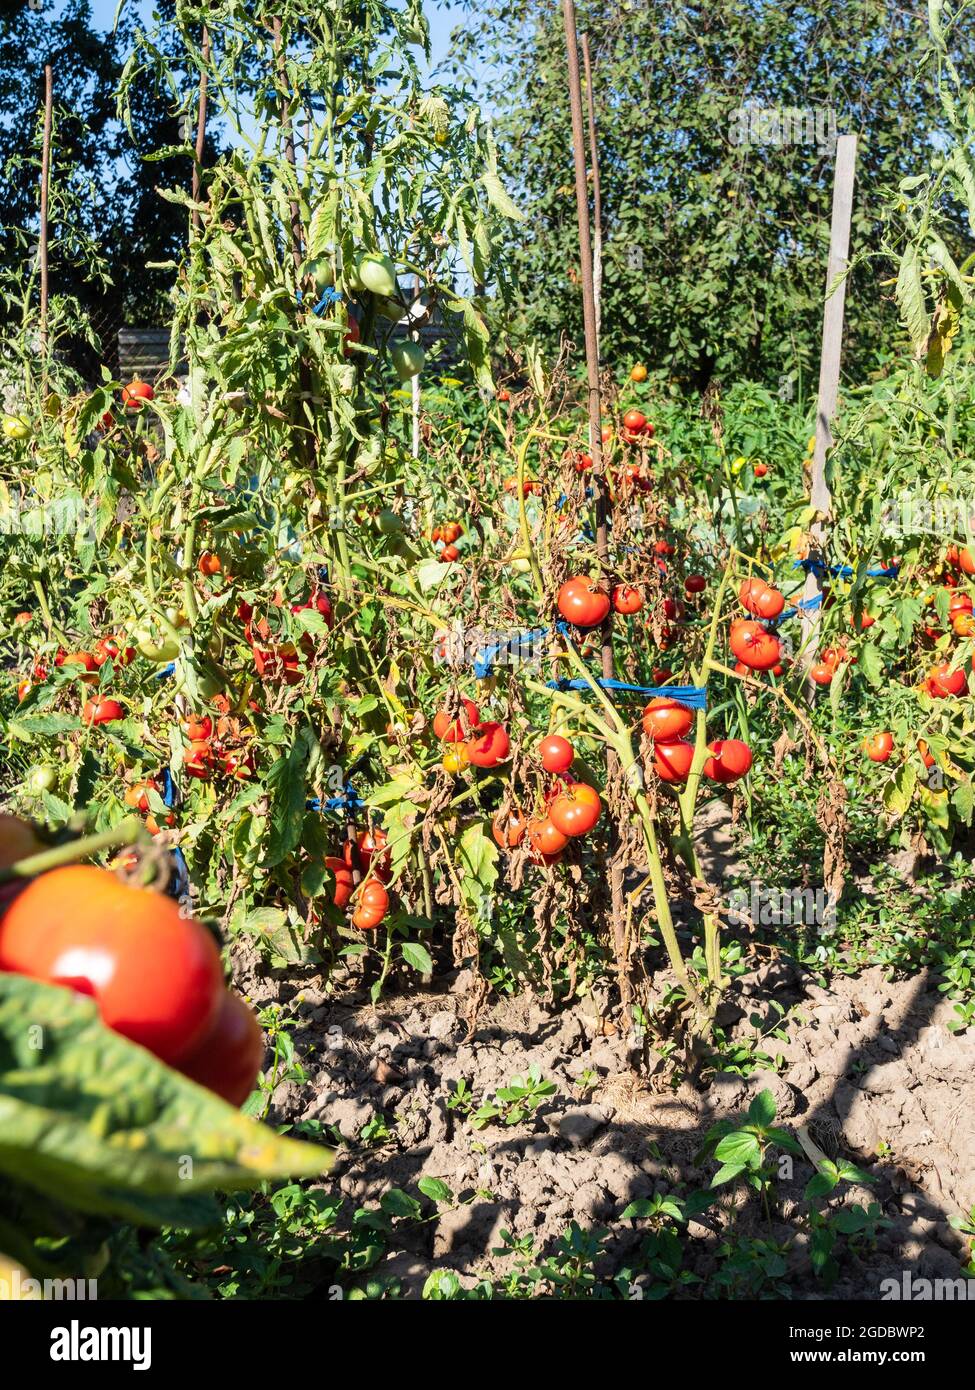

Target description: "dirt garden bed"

left=232, top=931, right=974, bottom=1299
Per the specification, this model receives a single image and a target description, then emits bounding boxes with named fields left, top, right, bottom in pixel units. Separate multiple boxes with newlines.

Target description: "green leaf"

left=480, top=170, right=525, bottom=222
left=417, top=1177, right=454, bottom=1203
left=401, top=941, right=434, bottom=973
left=713, top=1130, right=762, bottom=1168
left=0, top=974, right=331, bottom=1228
left=746, top=1089, right=777, bottom=1127
left=379, top=1188, right=422, bottom=1219
left=858, top=641, right=885, bottom=689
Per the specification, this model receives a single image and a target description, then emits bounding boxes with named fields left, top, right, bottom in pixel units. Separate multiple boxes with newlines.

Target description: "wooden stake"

left=272, top=17, right=303, bottom=271
left=191, top=26, right=210, bottom=234
left=562, top=0, right=612, bottom=682
left=580, top=33, right=602, bottom=351
left=800, top=133, right=857, bottom=670
left=564, top=0, right=638, bottom=1017
left=39, top=63, right=53, bottom=362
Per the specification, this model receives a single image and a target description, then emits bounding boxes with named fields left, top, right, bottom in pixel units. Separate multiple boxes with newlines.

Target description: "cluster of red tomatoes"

left=641, top=696, right=753, bottom=785
left=0, top=820, right=263, bottom=1106
left=16, top=634, right=133, bottom=725
left=729, top=578, right=787, bottom=676
left=433, top=697, right=511, bottom=774
left=430, top=520, right=464, bottom=564
left=240, top=589, right=333, bottom=685
left=179, top=702, right=256, bottom=783
left=491, top=734, right=602, bottom=866
left=324, top=828, right=392, bottom=930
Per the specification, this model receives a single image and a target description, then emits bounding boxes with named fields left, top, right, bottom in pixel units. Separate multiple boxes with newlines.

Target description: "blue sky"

left=88, top=0, right=465, bottom=72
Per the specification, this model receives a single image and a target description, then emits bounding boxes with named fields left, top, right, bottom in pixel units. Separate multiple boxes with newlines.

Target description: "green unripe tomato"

left=26, top=764, right=57, bottom=794
left=390, top=341, right=425, bottom=381
left=134, top=625, right=180, bottom=664
left=3, top=415, right=30, bottom=441
left=377, top=508, right=406, bottom=535
left=305, top=257, right=335, bottom=290
left=357, top=253, right=397, bottom=298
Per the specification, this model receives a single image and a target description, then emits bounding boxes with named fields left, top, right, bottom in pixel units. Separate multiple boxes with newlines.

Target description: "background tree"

left=450, top=0, right=975, bottom=395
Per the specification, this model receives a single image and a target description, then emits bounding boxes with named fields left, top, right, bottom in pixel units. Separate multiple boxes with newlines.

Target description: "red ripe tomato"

left=549, top=783, right=601, bottom=837
left=850, top=610, right=876, bottom=631
left=863, top=732, right=894, bottom=763
left=497, top=387, right=511, bottom=402
left=62, top=651, right=99, bottom=683
left=928, top=662, right=966, bottom=698
left=177, top=989, right=265, bottom=1107
left=600, top=424, right=613, bottom=445
left=613, top=584, right=643, bottom=615
left=343, top=315, right=361, bottom=358
left=654, top=739, right=695, bottom=783
left=960, top=548, right=975, bottom=576
left=948, top=592, right=973, bottom=616
left=82, top=698, right=124, bottom=725
left=574, top=452, right=593, bottom=472
left=184, top=739, right=214, bottom=779
left=198, top=550, right=222, bottom=577
left=810, top=662, right=835, bottom=686
left=222, top=750, right=255, bottom=780
left=684, top=573, right=706, bottom=594
left=324, top=855, right=354, bottom=908
left=94, top=636, right=135, bottom=667
left=641, top=696, right=693, bottom=742
left=703, top=739, right=753, bottom=783
left=738, top=578, right=769, bottom=615
left=16, top=678, right=34, bottom=702
left=441, top=543, right=460, bottom=563
left=729, top=621, right=781, bottom=671
left=654, top=540, right=674, bottom=557
left=352, top=879, right=390, bottom=930
left=917, top=739, right=935, bottom=769
left=357, top=828, right=391, bottom=882
left=441, top=522, right=463, bottom=543
left=122, top=378, right=155, bottom=409
left=433, top=698, right=480, bottom=742
left=539, top=734, right=574, bottom=773
left=557, top=577, right=610, bottom=628
left=183, top=713, right=214, bottom=741
left=753, top=462, right=768, bottom=478
left=754, top=586, right=784, bottom=620
left=661, top=596, right=685, bottom=622
left=527, top=817, right=569, bottom=857
left=492, top=808, right=528, bottom=849
left=124, top=778, right=158, bottom=813
left=0, top=865, right=223, bottom=1064
left=622, top=408, right=646, bottom=434
left=467, top=721, right=510, bottom=767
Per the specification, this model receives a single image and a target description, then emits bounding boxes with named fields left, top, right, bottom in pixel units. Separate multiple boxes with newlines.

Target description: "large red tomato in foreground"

left=0, top=866, right=224, bottom=1065
left=557, top=577, right=610, bottom=628
left=467, top=722, right=510, bottom=768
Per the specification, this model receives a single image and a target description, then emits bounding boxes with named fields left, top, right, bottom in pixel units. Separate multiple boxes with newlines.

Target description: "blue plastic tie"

left=161, top=768, right=176, bottom=809
left=547, top=678, right=707, bottom=708
left=296, top=286, right=343, bottom=316
left=166, top=846, right=190, bottom=902
left=309, top=783, right=366, bottom=815
left=473, top=621, right=572, bottom=680
left=792, top=559, right=899, bottom=580
left=153, top=662, right=176, bottom=680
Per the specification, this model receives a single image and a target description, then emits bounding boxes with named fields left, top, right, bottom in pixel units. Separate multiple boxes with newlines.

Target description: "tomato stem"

left=0, top=818, right=143, bottom=883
